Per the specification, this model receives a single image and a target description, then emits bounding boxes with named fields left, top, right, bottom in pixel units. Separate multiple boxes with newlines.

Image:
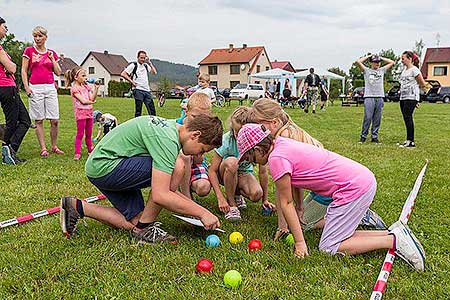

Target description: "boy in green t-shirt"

left=60, top=114, right=223, bottom=244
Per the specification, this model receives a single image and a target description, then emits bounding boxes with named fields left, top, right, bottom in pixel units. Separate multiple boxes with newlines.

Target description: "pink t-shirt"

left=268, top=137, right=375, bottom=205
left=23, top=46, right=59, bottom=85
left=0, top=45, right=16, bottom=87
left=71, top=84, right=93, bottom=120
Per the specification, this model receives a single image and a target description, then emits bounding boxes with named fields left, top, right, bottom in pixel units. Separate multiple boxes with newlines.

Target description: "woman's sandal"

left=51, top=146, right=65, bottom=155
left=273, top=228, right=290, bottom=241
left=40, top=149, right=49, bottom=158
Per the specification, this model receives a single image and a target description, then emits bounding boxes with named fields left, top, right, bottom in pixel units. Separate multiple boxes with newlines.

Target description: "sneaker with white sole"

left=359, top=208, right=387, bottom=229
left=235, top=195, right=247, bottom=209
left=225, top=207, right=242, bottom=221
left=2, top=145, right=16, bottom=165
left=131, top=222, right=178, bottom=244
left=399, top=140, right=416, bottom=148
left=389, top=221, right=425, bottom=271
left=60, top=196, right=81, bottom=238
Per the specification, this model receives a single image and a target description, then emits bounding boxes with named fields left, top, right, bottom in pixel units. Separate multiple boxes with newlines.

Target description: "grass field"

left=1, top=95, right=449, bottom=300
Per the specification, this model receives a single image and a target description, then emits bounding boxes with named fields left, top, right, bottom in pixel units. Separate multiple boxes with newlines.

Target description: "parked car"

left=186, top=85, right=199, bottom=97
left=387, top=80, right=439, bottom=102
left=230, top=83, right=265, bottom=100
left=426, top=82, right=450, bottom=103
left=351, top=87, right=365, bottom=103
left=169, top=87, right=185, bottom=99
left=219, top=88, right=231, bottom=98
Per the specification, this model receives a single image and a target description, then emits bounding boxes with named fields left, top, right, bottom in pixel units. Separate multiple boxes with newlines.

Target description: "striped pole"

left=370, top=161, right=428, bottom=300
left=0, top=194, right=106, bottom=229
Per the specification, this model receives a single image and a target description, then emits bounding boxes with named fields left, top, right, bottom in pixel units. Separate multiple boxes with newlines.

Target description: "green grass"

left=1, top=96, right=449, bottom=299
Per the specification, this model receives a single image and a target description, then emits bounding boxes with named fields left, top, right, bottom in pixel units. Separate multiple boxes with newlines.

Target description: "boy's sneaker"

left=131, top=222, right=178, bottom=244
left=371, top=138, right=381, bottom=144
left=359, top=208, right=387, bottom=229
left=2, top=145, right=16, bottom=165
left=235, top=195, right=247, bottom=209
left=389, top=221, right=425, bottom=271
left=358, top=137, right=366, bottom=144
left=60, top=196, right=80, bottom=238
left=225, top=207, right=242, bottom=221
left=399, top=140, right=416, bottom=148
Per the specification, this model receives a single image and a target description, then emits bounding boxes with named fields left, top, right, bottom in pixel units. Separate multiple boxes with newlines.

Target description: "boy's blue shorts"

left=88, top=156, right=153, bottom=221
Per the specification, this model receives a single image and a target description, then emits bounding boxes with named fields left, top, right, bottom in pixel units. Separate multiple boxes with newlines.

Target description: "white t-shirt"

left=98, top=113, right=117, bottom=128
left=124, top=63, right=150, bottom=92
left=195, top=87, right=215, bottom=101
left=400, top=66, right=421, bottom=101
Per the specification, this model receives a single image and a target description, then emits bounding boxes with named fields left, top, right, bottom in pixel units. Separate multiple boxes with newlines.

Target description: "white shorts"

left=28, top=84, right=59, bottom=120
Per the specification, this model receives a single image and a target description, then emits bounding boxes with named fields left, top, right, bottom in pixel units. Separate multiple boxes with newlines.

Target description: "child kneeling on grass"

left=60, top=114, right=223, bottom=244
left=92, top=110, right=118, bottom=143
left=236, top=123, right=425, bottom=271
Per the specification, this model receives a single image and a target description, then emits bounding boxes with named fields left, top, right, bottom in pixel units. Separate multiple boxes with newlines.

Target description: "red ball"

left=248, top=239, right=262, bottom=251
left=196, top=258, right=214, bottom=273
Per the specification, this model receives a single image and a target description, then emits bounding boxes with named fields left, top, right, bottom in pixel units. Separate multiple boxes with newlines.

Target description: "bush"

left=108, top=80, right=132, bottom=98
left=57, top=88, right=71, bottom=95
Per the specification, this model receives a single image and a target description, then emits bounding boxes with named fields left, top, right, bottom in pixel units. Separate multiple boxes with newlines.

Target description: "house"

left=198, top=44, right=272, bottom=89
left=421, top=47, right=450, bottom=86
left=271, top=60, right=296, bottom=72
left=54, top=54, right=79, bottom=88
left=80, top=50, right=129, bottom=96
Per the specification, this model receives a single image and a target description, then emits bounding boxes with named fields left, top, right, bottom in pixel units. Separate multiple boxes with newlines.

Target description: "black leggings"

left=400, top=100, right=417, bottom=142
left=0, top=86, right=31, bottom=152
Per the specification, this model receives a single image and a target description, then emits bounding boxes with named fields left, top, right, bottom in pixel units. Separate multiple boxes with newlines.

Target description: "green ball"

left=285, top=233, right=295, bottom=246
left=223, top=270, right=242, bottom=288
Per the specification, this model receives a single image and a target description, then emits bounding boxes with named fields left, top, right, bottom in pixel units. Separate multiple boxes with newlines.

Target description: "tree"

left=327, top=67, right=348, bottom=98
left=379, top=48, right=400, bottom=81
left=328, top=67, right=347, bottom=77
left=158, top=76, right=173, bottom=95
left=1, top=33, right=32, bottom=89
left=414, top=38, right=425, bottom=59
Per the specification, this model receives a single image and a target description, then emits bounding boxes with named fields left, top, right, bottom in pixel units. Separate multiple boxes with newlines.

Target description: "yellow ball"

left=229, top=231, right=244, bottom=244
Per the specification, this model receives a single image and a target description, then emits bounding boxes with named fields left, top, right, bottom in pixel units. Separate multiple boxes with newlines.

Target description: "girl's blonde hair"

left=250, top=98, right=323, bottom=148
left=187, top=93, right=212, bottom=112
left=198, top=73, right=210, bottom=82
left=64, top=66, right=83, bottom=87
left=228, top=106, right=251, bottom=137
left=32, top=26, right=48, bottom=36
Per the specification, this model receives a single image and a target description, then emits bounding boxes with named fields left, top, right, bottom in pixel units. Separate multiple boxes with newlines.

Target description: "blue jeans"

left=88, top=156, right=153, bottom=221
left=133, top=89, right=155, bottom=117
left=360, top=97, right=384, bottom=139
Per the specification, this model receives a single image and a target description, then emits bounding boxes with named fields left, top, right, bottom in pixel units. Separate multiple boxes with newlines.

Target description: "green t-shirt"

left=85, top=116, right=181, bottom=178
left=214, top=131, right=253, bottom=173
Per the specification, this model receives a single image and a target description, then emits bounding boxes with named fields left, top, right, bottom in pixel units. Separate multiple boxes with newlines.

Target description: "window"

left=99, top=78, right=105, bottom=85
left=230, top=81, right=240, bottom=89
left=266, top=66, right=270, bottom=71
left=120, top=78, right=124, bottom=82
left=210, top=81, right=218, bottom=87
left=255, top=81, right=260, bottom=84
left=256, top=65, right=261, bottom=73
left=249, top=84, right=263, bottom=90
left=230, top=65, right=240, bottom=75
left=208, top=65, right=218, bottom=75
left=88, top=67, right=95, bottom=74
left=433, top=66, right=448, bottom=76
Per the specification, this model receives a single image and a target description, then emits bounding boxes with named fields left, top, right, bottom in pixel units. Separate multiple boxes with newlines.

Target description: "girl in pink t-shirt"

left=236, top=124, right=426, bottom=271
left=64, top=66, right=99, bottom=160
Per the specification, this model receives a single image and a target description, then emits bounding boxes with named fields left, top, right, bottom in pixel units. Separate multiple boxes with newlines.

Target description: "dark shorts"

left=88, top=156, right=152, bottom=221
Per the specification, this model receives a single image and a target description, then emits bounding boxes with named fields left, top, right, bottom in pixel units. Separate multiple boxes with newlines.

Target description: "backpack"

left=130, top=62, right=149, bottom=79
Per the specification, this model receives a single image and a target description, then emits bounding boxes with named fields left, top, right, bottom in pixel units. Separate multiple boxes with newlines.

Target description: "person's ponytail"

left=64, top=66, right=82, bottom=87
left=403, top=51, right=420, bottom=68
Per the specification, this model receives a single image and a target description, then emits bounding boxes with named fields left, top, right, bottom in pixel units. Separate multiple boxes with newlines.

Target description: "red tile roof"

left=421, top=47, right=450, bottom=78
left=58, top=56, right=78, bottom=73
left=271, top=61, right=295, bottom=72
left=80, top=51, right=129, bottom=75
left=199, top=46, right=265, bottom=65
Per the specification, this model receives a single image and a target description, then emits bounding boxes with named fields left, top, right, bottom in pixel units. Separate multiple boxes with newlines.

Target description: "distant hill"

left=148, top=59, right=198, bottom=85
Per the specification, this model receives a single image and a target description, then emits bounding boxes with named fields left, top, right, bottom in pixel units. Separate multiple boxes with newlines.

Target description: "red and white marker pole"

left=370, top=161, right=428, bottom=300
left=0, top=194, right=106, bottom=229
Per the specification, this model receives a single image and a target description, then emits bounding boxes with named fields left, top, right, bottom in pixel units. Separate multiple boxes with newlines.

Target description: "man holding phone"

left=121, top=50, right=158, bottom=117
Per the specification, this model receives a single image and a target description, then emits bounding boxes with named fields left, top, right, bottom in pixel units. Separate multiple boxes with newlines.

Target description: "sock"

left=76, top=199, right=85, bottom=218
left=136, top=221, right=154, bottom=230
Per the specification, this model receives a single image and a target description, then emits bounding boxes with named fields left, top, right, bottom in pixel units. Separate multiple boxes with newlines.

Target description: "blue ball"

left=261, top=206, right=272, bottom=216
left=205, top=234, right=221, bottom=247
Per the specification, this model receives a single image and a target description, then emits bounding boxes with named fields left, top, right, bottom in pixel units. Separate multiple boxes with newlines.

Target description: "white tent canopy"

left=249, top=68, right=294, bottom=79
left=294, top=68, right=346, bottom=93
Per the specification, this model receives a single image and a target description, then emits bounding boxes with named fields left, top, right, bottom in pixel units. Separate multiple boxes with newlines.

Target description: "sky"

left=1, top=0, right=449, bottom=73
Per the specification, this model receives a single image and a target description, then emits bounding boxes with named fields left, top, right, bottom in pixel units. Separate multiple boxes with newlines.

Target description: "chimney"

left=104, top=50, right=109, bottom=55
left=243, top=43, right=247, bottom=49
left=228, top=44, right=234, bottom=52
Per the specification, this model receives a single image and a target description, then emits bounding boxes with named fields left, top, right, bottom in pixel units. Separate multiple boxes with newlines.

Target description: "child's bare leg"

left=170, top=154, right=192, bottom=198
left=313, top=218, right=325, bottom=229
left=192, top=179, right=211, bottom=197
left=337, top=233, right=394, bottom=255
left=237, top=173, right=263, bottom=202
left=219, top=157, right=239, bottom=206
